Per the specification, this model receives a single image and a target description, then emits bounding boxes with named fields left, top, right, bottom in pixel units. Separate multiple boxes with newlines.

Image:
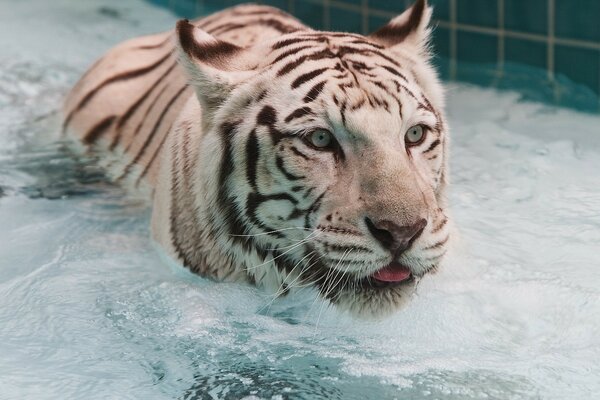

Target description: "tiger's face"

left=177, top=0, right=449, bottom=317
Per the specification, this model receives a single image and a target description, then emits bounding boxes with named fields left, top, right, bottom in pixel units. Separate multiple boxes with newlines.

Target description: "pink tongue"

left=372, top=263, right=412, bottom=282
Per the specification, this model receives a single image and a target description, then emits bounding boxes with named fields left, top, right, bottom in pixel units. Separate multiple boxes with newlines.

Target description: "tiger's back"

left=63, top=5, right=306, bottom=187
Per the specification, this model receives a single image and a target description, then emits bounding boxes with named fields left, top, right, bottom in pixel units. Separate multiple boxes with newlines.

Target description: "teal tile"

left=555, top=0, right=600, bottom=42
left=333, top=0, right=362, bottom=6
left=368, top=14, right=390, bottom=34
left=430, top=0, right=450, bottom=21
left=330, top=6, right=362, bottom=33
left=505, top=38, right=547, bottom=69
left=456, top=31, right=498, bottom=64
left=295, top=1, right=325, bottom=30
left=554, top=45, right=600, bottom=95
left=504, top=0, right=547, bottom=34
left=457, top=0, right=498, bottom=28
left=432, top=26, right=451, bottom=57
left=369, top=0, right=412, bottom=13
left=172, top=0, right=197, bottom=18
left=369, top=0, right=449, bottom=21
left=262, top=0, right=290, bottom=11
left=456, top=62, right=498, bottom=86
left=146, top=0, right=169, bottom=6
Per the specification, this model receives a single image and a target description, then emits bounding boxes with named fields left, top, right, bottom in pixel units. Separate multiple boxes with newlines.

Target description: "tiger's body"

left=64, top=1, right=451, bottom=317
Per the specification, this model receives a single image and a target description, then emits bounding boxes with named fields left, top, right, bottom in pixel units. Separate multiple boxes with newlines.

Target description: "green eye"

left=405, top=125, right=426, bottom=145
left=309, top=129, right=333, bottom=149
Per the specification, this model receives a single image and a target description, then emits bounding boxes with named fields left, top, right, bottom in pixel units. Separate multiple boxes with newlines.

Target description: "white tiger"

left=63, top=0, right=450, bottom=317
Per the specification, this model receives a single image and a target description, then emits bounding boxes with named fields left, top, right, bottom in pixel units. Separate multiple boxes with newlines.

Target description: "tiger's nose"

left=365, top=217, right=427, bottom=255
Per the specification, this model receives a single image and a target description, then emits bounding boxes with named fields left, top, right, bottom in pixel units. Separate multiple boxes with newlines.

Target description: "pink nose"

left=365, top=217, right=427, bottom=255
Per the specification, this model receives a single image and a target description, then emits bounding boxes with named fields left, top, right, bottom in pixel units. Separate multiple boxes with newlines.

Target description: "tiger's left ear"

left=175, top=19, right=257, bottom=122
left=368, top=0, right=432, bottom=55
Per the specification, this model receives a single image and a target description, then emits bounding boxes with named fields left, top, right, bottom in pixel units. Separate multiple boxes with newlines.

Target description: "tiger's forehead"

left=264, top=32, right=416, bottom=76
left=253, top=32, right=438, bottom=136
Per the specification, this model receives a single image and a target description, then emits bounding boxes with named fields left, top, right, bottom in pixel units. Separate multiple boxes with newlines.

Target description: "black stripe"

left=423, top=139, right=440, bottom=154
left=273, top=37, right=317, bottom=50
left=340, top=100, right=347, bottom=127
left=110, top=61, right=178, bottom=150
left=277, top=49, right=335, bottom=76
left=431, top=217, right=447, bottom=233
left=424, top=235, right=449, bottom=250
left=271, top=45, right=312, bottom=64
left=82, top=116, right=115, bottom=144
left=119, top=85, right=188, bottom=180
left=291, top=67, right=328, bottom=89
left=246, top=192, right=296, bottom=235
left=137, top=35, right=172, bottom=50
left=124, top=83, right=170, bottom=152
left=290, top=146, right=310, bottom=160
left=256, top=105, right=277, bottom=126
left=303, top=81, right=326, bottom=103
left=275, top=155, right=305, bottom=180
left=304, top=192, right=326, bottom=228
left=135, top=121, right=174, bottom=185
left=285, top=106, right=312, bottom=123
left=245, top=129, right=259, bottom=191
left=63, top=52, right=171, bottom=131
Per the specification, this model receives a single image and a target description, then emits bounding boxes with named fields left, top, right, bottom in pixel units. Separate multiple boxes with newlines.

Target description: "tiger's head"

left=175, top=0, right=450, bottom=317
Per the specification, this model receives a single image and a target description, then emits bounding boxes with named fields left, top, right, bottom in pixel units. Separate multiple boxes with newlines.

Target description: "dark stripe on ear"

left=370, top=0, right=426, bottom=46
left=176, top=19, right=241, bottom=67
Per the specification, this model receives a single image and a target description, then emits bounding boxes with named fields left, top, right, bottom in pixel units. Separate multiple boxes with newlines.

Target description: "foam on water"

left=1, top=1, right=599, bottom=399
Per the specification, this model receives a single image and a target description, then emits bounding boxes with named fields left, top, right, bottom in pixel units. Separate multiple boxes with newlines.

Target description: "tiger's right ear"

left=175, top=19, right=256, bottom=120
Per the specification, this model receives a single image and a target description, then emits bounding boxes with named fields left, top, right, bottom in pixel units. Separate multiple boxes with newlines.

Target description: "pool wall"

left=146, top=0, right=600, bottom=112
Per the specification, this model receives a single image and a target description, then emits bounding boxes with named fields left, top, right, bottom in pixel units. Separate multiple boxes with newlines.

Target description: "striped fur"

left=64, top=1, right=452, bottom=317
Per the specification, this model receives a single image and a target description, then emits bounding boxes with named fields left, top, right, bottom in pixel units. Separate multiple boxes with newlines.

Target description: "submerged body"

left=63, top=1, right=451, bottom=317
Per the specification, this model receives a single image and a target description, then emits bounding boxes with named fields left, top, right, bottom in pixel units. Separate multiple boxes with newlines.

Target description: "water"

left=1, top=1, right=599, bottom=399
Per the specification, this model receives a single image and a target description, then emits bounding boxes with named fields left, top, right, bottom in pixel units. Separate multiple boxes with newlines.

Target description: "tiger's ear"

left=368, top=0, right=432, bottom=55
left=175, top=19, right=256, bottom=120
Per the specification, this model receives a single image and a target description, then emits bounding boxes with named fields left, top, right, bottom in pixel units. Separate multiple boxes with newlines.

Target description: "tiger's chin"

left=319, top=261, right=425, bottom=318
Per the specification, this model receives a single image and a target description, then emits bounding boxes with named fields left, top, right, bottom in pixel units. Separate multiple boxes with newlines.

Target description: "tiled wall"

left=148, top=0, right=600, bottom=111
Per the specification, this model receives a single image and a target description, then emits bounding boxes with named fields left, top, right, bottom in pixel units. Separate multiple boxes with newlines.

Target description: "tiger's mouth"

left=363, top=261, right=415, bottom=289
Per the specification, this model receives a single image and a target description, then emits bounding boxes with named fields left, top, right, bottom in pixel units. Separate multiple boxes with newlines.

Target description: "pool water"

left=1, top=1, right=599, bottom=399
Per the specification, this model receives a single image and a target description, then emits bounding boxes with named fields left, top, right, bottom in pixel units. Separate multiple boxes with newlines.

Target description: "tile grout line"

left=361, top=0, right=369, bottom=35
left=547, top=0, right=555, bottom=80
left=434, top=21, right=600, bottom=51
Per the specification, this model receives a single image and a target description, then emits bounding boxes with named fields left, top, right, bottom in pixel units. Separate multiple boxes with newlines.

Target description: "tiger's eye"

left=405, top=125, right=426, bottom=145
left=309, top=129, right=333, bottom=148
